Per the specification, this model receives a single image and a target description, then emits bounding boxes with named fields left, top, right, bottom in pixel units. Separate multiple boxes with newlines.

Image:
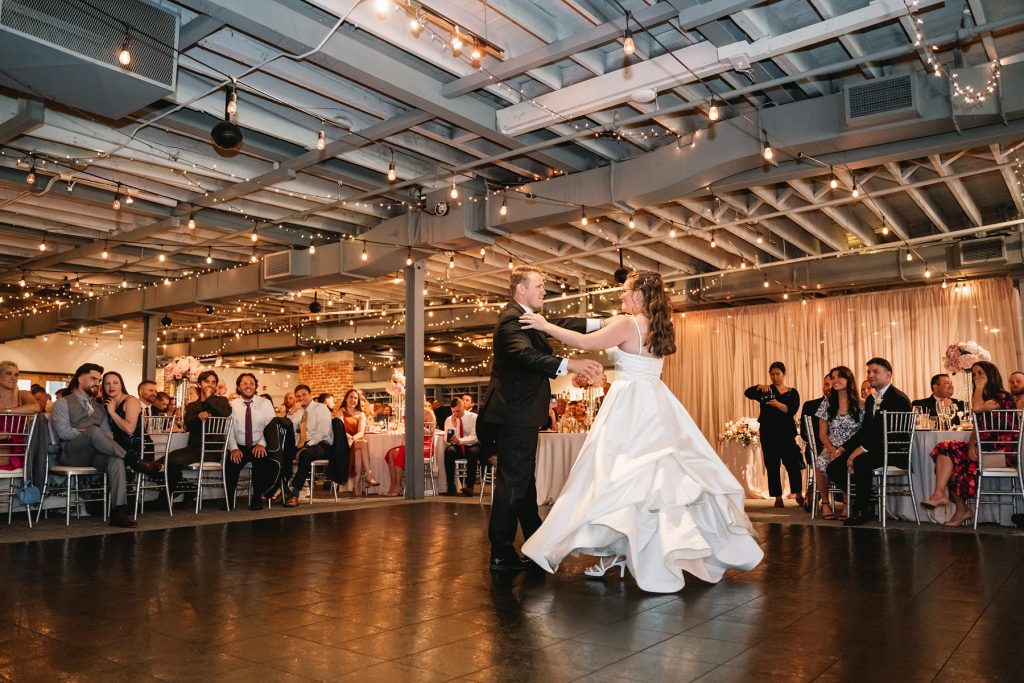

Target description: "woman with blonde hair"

left=519, top=271, right=762, bottom=593
left=0, top=360, right=39, bottom=471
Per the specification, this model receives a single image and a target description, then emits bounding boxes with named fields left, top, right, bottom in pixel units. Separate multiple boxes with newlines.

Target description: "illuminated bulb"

left=580, top=207, right=588, bottom=226
left=206, top=251, right=213, bottom=264
left=783, top=293, right=789, bottom=300
left=451, top=31, right=463, bottom=50
left=316, top=128, right=325, bottom=151
left=188, top=215, right=196, bottom=230
left=623, top=28, right=636, bottom=56
left=740, top=260, right=747, bottom=269
left=309, top=242, right=316, bottom=255
left=763, top=276, right=769, bottom=288
left=38, top=239, right=46, bottom=252
left=906, top=251, right=913, bottom=262
left=628, top=215, right=635, bottom=229
left=361, top=243, right=368, bottom=261
left=941, top=280, right=948, bottom=289
left=158, top=253, right=166, bottom=263
left=448, top=254, right=455, bottom=269
left=387, top=161, right=396, bottom=182
left=250, top=253, right=258, bottom=264
left=250, top=228, right=258, bottom=242
left=708, top=104, right=720, bottom=121
left=121, top=278, right=128, bottom=288
left=117, top=38, right=131, bottom=67
left=226, top=85, right=237, bottom=116
left=710, top=233, right=717, bottom=248
left=881, top=225, right=890, bottom=236
left=101, top=247, right=109, bottom=259
left=756, top=234, right=764, bottom=244
left=112, top=196, right=121, bottom=211
left=924, top=267, right=932, bottom=278
left=499, top=198, right=508, bottom=216
left=19, top=278, right=25, bottom=287
left=830, top=176, right=838, bottom=190
left=669, top=228, right=677, bottom=238
left=762, top=144, right=773, bottom=161
left=26, top=165, right=36, bottom=185
left=406, top=253, right=413, bottom=266
left=508, top=257, right=514, bottom=270
left=374, top=0, right=391, bottom=19
left=450, top=183, right=459, bottom=199
left=479, top=247, right=486, bottom=257
left=471, top=45, right=482, bottom=61
left=125, top=193, right=133, bottom=205
left=410, top=17, right=420, bottom=32
left=851, top=186, right=860, bottom=198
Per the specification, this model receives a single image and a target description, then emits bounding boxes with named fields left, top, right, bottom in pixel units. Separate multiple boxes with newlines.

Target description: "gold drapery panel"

left=662, top=278, right=1023, bottom=443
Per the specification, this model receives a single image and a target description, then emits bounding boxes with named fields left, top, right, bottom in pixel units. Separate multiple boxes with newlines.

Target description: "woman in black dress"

left=102, top=371, right=151, bottom=472
left=745, top=362, right=804, bottom=508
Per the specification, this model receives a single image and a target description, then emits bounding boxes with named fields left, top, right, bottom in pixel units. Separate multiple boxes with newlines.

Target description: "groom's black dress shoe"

left=1011, top=513, right=1024, bottom=529
left=489, top=555, right=532, bottom=572
left=843, top=509, right=876, bottom=527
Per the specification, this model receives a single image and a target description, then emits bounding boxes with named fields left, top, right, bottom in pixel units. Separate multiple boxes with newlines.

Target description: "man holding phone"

left=442, top=398, right=481, bottom=497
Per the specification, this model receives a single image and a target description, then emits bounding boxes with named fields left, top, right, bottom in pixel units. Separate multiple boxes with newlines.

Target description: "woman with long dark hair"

left=926, top=361, right=1018, bottom=526
left=517, top=271, right=762, bottom=593
left=335, top=388, right=376, bottom=494
left=745, top=362, right=804, bottom=508
left=813, top=366, right=863, bottom=519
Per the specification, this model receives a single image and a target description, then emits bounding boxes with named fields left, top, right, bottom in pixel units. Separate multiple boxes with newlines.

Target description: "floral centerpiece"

left=163, top=355, right=202, bottom=382
left=719, top=417, right=761, bottom=448
left=942, top=340, right=991, bottom=374
left=385, top=370, right=406, bottom=430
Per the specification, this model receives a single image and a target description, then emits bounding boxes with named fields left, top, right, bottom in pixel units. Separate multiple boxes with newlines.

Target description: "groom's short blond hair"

left=509, top=265, right=541, bottom=298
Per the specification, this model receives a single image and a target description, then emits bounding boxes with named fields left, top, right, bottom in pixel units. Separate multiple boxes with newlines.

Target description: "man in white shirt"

left=443, top=398, right=482, bottom=497
left=284, top=383, right=333, bottom=506
left=225, top=372, right=280, bottom=509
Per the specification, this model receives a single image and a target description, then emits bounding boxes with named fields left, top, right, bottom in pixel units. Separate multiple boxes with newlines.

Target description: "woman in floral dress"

left=925, top=362, right=1019, bottom=526
left=814, top=366, right=863, bottom=519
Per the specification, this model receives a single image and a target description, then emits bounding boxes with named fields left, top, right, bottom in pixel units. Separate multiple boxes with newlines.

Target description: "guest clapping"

left=744, top=362, right=803, bottom=508
left=813, top=367, right=864, bottom=519
left=924, top=362, right=1018, bottom=526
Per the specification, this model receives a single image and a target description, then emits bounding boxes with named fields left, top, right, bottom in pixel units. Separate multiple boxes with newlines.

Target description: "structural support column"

left=142, top=315, right=159, bottom=381
left=1014, top=277, right=1024, bottom=371
left=404, top=262, right=425, bottom=499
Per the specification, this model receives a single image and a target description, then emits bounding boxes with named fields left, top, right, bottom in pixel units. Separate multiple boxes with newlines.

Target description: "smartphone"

left=446, top=428, right=456, bottom=440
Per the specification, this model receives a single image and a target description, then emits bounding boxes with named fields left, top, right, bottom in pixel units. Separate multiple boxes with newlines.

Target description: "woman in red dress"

left=926, top=362, right=1019, bottom=526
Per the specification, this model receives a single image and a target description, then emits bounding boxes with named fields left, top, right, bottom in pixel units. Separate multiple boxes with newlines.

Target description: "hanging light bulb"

left=250, top=251, right=258, bottom=264
left=499, top=196, right=508, bottom=216
left=941, top=279, right=948, bottom=289
left=450, top=181, right=459, bottom=199
left=451, top=28, right=464, bottom=51
left=881, top=224, right=890, bottom=236
left=906, top=251, right=913, bottom=262
left=628, top=214, right=635, bottom=229
left=226, top=82, right=238, bottom=116
left=66, top=180, right=74, bottom=193
left=188, top=214, right=196, bottom=230
left=710, top=231, right=717, bottom=248
left=851, top=183, right=860, bottom=198
left=250, top=227, right=258, bottom=242
left=479, top=247, right=486, bottom=257
left=740, top=260, right=748, bottom=269
left=101, top=243, right=109, bottom=259
left=829, top=167, right=839, bottom=189
left=309, top=240, right=316, bottom=255
left=18, top=276, right=25, bottom=288
left=622, top=12, right=636, bottom=56
left=158, top=252, right=166, bottom=263
left=708, top=104, right=720, bottom=121
left=38, top=236, right=46, bottom=252
left=783, top=292, right=789, bottom=300
left=756, top=233, right=764, bottom=244
left=125, top=192, right=133, bottom=205
left=924, top=267, right=932, bottom=278
left=471, top=45, right=483, bottom=67
left=121, top=277, right=128, bottom=288
left=112, top=194, right=121, bottom=211
left=26, top=159, right=36, bottom=185
left=316, top=127, right=326, bottom=151
left=763, top=275, right=769, bottom=288
left=761, top=130, right=774, bottom=161
left=387, top=160, right=397, bottom=182
left=406, top=249, right=413, bottom=267
left=206, top=249, right=213, bottom=265
left=580, top=206, right=588, bottom=226
left=361, top=242, right=368, bottom=261
left=117, top=30, right=131, bottom=67
left=448, top=253, right=455, bottom=269
left=507, top=256, right=514, bottom=270
left=374, top=0, right=391, bottom=19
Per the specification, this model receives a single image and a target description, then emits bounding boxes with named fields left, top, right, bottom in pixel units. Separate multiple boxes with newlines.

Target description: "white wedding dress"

left=522, top=318, right=764, bottom=593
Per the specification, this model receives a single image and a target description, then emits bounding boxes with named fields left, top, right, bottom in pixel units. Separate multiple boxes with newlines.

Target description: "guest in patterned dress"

left=813, top=366, right=863, bottom=520
left=925, top=362, right=1019, bottom=527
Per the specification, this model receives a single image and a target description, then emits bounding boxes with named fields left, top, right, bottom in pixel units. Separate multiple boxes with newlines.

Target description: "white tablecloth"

left=717, top=441, right=801, bottom=500
left=362, top=432, right=448, bottom=494
left=535, top=432, right=588, bottom=504
left=888, top=430, right=1017, bottom=525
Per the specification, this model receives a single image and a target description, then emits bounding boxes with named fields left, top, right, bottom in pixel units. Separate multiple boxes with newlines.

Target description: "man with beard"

left=50, top=363, right=136, bottom=527
left=1009, top=371, right=1024, bottom=410
left=224, top=373, right=280, bottom=509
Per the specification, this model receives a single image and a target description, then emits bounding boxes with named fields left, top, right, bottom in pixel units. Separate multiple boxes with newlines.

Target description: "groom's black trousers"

left=483, top=421, right=542, bottom=561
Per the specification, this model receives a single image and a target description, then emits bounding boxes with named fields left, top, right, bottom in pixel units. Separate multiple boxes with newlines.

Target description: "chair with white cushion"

left=972, top=409, right=1024, bottom=529
left=0, top=414, right=38, bottom=526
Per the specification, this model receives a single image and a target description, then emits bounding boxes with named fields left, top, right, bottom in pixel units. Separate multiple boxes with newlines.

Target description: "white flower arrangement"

left=942, top=340, right=992, bottom=374
left=163, top=356, right=202, bottom=382
left=386, top=370, right=406, bottom=397
left=719, top=417, right=761, bottom=448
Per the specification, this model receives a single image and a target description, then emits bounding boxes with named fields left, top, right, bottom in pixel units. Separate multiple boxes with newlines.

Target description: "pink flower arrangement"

left=163, top=356, right=202, bottom=382
left=942, top=341, right=991, bottom=375
left=385, top=370, right=406, bottom=397
left=719, top=417, right=761, bottom=448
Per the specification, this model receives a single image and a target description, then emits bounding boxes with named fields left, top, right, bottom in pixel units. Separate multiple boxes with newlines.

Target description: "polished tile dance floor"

left=2, top=502, right=1022, bottom=682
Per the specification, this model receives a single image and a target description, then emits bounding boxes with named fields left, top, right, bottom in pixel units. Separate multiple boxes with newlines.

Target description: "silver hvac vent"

left=263, top=250, right=311, bottom=281
left=957, top=237, right=1006, bottom=265
left=0, top=0, right=178, bottom=119
left=844, top=74, right=920, bottom=129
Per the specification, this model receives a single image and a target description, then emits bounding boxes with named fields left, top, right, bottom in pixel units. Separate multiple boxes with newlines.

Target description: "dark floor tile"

left=581, top=652, right=717, bottom=682
left=265, top=646, right=384, bottom=681
left=571, top=623, right=673, bottom=651
left=645, top=633, right=751, bottom=665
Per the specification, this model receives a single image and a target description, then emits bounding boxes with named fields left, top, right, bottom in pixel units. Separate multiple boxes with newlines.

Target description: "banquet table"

left=535, top=432, right=589, bottom=504
left=717, top=440, right=802, bottom=500
left=887, top=430, right=1018, bottom=526
left=362, top=431, right=449, bottom=494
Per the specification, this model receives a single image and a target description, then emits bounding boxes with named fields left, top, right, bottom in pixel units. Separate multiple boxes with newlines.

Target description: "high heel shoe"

left=921, top=496, right=950, bottom=509
left=364, top=472, right=381, bottom=487
left=584, top=555, right=626, bottom=578
left=944, top=510, right=974, bottom=527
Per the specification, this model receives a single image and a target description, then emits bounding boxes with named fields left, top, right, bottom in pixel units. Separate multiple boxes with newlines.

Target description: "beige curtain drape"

left=663, top=277, right=1023, bottom=443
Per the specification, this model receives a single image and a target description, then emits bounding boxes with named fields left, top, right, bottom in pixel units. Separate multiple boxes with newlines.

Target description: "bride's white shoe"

left=584, top=555, right=626, bottom=578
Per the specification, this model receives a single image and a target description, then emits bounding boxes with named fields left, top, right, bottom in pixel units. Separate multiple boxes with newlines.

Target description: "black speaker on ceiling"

left=211, top=118, right=243, bottom=154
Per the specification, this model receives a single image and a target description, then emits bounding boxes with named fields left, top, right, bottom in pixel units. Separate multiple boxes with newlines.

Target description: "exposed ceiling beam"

left=929, top=153, right=983, bottom=227
left=0, top=98, right=44, bottom=145
left=884, top=161, right=950, bottom=232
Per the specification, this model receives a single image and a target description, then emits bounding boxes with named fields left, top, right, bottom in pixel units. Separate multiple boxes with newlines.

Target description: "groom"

left=478, top=266, right=604, bottom=571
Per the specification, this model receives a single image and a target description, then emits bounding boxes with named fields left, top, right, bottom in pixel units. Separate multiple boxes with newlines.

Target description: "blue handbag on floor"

left=18, top=484, right=41, bottom=505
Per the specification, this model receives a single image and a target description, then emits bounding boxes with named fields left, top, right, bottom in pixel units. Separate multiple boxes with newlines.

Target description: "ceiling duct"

left=0, top=0, right=178, bottom=119
left=844, top=74, right=921, bottom=129
left=955, top=236, right=1006, bottom=267
left=263, top=249, right=311, bottom=281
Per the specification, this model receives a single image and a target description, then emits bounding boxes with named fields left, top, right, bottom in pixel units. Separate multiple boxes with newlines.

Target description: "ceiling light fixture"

left=829, top=166, right=839, bottom=189
left=38, top=235, right=46, bottom=252
left=499, top=194, right=508, bottom=216
left=361, top=242, right=368, bottom=261
left=309, top=240, right=316, bottom=255
left=226, top=81, right=238, bottom=116
left=710, top=231, right=717, bottom=248
left=206, top=248, right=213, bottom=264
left=450, top=180, right=459, bottom=199
left=26, top=158, right=36, bottom=185
left=406, top=249, right=413, bottom=267
left=112, top=184, right=122, bottom=211
left=316, top=126, right=326, bottom=151
left=628, top=214, right=635, bottom=229
left=707, top=103, right=720, bottom=121
left=117, top=27, right=131, bottom=67
left=580, top=206, right=588, bottom=226
left=188, top=214, right=196, bottom=230
left=387, top=150, right=397, bottom=182
left=622, top=12, right=636, bottom=56
left=760, top=129, right=774, bottom=161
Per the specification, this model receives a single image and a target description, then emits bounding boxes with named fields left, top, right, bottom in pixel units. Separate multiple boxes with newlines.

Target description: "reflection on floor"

left=4, top=500, right=1024, bottom=681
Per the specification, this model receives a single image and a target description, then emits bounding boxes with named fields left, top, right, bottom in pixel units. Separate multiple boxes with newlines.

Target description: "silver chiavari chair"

left=803, top=415, right=847, bottom=520
left=133, top=414, right=175, bottom=518
left=972, top=409, right=1024, bottom=530
left=0, top=413, right=38, bottom=526
left=187, top=416, right=232, bottom=513
left=875, top=411, right=918, bottom=528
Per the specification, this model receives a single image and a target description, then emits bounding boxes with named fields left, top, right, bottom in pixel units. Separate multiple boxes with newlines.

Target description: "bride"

left=519, top=271, right=763, bottom=593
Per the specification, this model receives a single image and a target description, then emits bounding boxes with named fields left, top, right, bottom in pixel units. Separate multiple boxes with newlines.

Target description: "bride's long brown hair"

left=628, top=271, right=676, bottom=357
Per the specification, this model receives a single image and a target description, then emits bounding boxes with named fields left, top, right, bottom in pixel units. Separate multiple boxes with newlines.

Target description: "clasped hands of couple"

left=520, top=311, right=604, bottom=384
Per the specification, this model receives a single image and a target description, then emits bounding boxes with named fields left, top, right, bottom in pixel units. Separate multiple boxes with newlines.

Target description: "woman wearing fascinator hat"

left=519, top=271, right=763, bottom=593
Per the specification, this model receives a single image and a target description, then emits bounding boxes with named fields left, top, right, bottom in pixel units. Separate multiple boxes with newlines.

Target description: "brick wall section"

left=298, top=351, right=355, bottom=399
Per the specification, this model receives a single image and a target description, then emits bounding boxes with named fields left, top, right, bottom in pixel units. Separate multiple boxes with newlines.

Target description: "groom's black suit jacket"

left=478, top=301, right=589, bottom=430
left=838, top=385, right=912, bottom=462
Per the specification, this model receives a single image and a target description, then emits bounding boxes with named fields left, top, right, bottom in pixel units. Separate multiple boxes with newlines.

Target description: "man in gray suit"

left=50, top=363, right=136, bottom=528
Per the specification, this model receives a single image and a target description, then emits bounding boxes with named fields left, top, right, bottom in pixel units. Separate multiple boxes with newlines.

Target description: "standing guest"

left=798, top=373, right=832, bottom=510
left=137, top=380, right=158, bottom=417
left=813, top=367, right=864, bottom=520
left=50, top=363, right=136, bottom=527
left=165, top=371, right=232, bottom=499
left=860, top=379, right=873, bottom=402
left=546, top=399, right=559, bottom=431
left=153, top=391, right=171, bottom=415
left=1008, top=371, right=1024, bottom=409
left=0, top=361, right=39, bottom=472
left=924, top=362, right=1018, bottom=526
left=30, top=384, right=52, bottom=414
left=283, top=384, right=334, bottom=506
left=225, top=373, right=279, bottom=509
left=744, top=362, right=804, bottom=508
left=825, top=357, right=912, bottom=526
left=335, top=388, right=376, bottom=495
left=102, top=371, right=161, bottom=475
left=442, top=398, right=481, bottom=496
left=383, top=401, right=436, bottom=497
left=912, top=374, right=965, bottom=422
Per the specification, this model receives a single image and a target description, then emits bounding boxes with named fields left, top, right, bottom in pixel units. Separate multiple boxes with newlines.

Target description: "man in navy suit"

left=478, top=267, right=603, bottom=571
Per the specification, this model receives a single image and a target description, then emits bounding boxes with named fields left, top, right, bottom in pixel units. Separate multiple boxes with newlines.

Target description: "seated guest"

left=798, top=373, right=832, bottom=510
left=165, top=371, right=232, bottom=499
left=925, top=362, right=1019, bottom=526
left=152, top=391, right=171, bottom=415
left=912, top=373, right=965, bottom=422
left=558, top=401, right=581, bottom=432
left=283, top=384, right=333, bottom=506
left=461, top=393, right=475, bottom=414
left=1009, top=371, right=1024, bottom=410
left=860, top=379, right=873, bottom=402
left=50, top=363, right=136, bottom=527
left=225, top=373, right=279, bottom=509
left=826, top=357, right=912, bottom=526
left=316, top=392, right=334, bottom=409
left=0, top=360, right=39, bottom=472
left=102, top=371, right=160, bottom=474
left=30, top=383, right=51, bottom=414
left=373, top=402, right=384, bottom=419
left=546, top=399, right=558, bottom=432
left=383, top=401, right=437, bottom=497
left=335, top=389, right=376, bottom=495
left=434, top=400, right=452, bottom=431
left=358, top=389, right=375, bottom=421
left=442, top=398, right=481, bottom=497
left=282, top=391, right=300, bottom=416
left=137, top=380, right=158, bottom=417
left=375, top=404, right=392, bottom=424
left=814, top=367, right=863, bottom=520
